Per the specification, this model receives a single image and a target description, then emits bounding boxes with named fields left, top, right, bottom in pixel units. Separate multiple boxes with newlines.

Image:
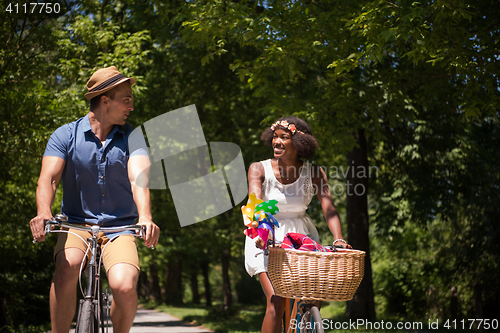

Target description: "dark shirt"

left=44, top=114, right=147, bottom=236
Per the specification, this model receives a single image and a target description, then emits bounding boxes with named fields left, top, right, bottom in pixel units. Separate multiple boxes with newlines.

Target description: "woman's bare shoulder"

left=249, top=161, right=265, bottom=171
left=248, top=161, right=266, bottom=178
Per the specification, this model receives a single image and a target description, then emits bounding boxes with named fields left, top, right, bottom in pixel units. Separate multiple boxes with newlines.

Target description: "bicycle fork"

left=76, top=226, right=101, bottom=332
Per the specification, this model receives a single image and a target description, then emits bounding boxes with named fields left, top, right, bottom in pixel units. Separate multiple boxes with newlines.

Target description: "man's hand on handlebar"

left=30, top=214, right=52, bottom=243
left=136, top=217, right=160, bottom=249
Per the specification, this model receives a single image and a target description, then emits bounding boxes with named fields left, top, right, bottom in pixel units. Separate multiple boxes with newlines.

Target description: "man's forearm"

left=132, top=186, right=153, bottom=221
left=36, top=177, right=57, bottom=216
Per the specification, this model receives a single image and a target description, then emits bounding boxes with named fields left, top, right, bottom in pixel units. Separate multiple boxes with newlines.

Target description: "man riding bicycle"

left=29, top=66, right=160, bottom=333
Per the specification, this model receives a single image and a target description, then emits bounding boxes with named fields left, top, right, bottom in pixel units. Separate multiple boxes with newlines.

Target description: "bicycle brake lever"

left=43, top=218, right=58, bottom=234
left=55, top=214, right=68, bottom=222
left=44, top=222, right=52, bottom=234
left=42, top=214, right=68, bottom=235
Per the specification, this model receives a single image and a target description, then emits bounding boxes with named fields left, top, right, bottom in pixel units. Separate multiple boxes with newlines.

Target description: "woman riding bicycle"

left=244, top=116, right=351, bottom=333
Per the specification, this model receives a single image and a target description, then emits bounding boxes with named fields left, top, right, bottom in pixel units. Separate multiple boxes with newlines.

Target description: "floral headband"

left=270, top=120, right=304, bottom=135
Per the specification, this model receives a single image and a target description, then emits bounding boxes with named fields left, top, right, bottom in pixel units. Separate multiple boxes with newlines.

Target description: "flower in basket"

left=241, top=192, right=279, bottom=241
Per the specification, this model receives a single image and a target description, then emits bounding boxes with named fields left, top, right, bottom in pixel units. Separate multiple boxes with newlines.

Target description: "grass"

left=141, top=301, right=264, bottom=333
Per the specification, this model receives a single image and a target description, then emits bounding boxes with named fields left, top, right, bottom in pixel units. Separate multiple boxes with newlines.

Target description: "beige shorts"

left=54, top=225, right=140, bottom=272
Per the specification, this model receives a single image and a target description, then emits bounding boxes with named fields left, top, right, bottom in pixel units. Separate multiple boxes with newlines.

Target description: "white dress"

left=244, top=159, right=319, bottom=276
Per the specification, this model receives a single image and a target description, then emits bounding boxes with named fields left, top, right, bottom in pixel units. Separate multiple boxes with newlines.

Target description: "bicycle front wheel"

left=75, top=299, right=94, bottom=333
left=300, top=305, right=324, bottom=333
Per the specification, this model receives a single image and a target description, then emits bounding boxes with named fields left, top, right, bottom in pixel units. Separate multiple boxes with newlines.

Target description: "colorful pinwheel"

left=241, top=193, right=279, bottom=241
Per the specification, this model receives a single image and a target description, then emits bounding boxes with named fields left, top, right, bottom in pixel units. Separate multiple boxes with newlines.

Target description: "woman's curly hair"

left=261, top=116, right=318, bottom=159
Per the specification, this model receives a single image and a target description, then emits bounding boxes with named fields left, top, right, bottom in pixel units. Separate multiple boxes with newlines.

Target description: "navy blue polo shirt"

left=44, top=114, right=148, bottom=235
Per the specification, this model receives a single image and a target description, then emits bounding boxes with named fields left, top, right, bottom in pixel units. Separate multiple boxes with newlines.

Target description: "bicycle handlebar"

left=43, top=214, right=145, bottom=238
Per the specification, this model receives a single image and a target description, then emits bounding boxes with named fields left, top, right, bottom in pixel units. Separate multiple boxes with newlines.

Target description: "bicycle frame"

left=44, top=214, right=144, bottom=333
left=75, top=236, right=105, bottom=333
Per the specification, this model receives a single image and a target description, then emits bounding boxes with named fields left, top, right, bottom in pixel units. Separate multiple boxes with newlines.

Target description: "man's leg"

left=50, top=248, right=85, bottom=333
left=107, top=263, right=139, bottom=333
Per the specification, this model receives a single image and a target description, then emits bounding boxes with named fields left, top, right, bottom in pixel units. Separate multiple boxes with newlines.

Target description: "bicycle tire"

left=300, top=305, right=324, bottom=333
left=75, top=299, right=94, bottom=333
left=101, top=288, right=111, bottom=333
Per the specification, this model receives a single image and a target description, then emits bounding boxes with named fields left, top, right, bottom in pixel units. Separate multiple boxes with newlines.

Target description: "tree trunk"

left=221, top=248, right=232, bottom=308
left=190, top=269, right=201, bottom=304
left=475, top=284, right=483, bottom=319
left=164, top=256, right=183, bottom=305
left=345, top=128, right=376, bottom=321
left=451, top=286, right=458, bottom=319
left=201, top=261, right=212, bottom=306
left=149, top=262, right=162, bottom=303
left=137, top=269, right=149, bottom=299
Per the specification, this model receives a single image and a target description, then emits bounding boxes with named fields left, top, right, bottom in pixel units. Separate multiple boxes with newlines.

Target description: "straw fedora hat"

left=84, top=66, right=136, bottom=100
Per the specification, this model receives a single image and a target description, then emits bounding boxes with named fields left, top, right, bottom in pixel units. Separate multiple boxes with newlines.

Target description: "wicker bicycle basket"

left=267, top=247, right=366, bottom=301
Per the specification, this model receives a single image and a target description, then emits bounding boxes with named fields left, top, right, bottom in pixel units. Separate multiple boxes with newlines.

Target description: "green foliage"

left=0, top=1, right=65, bottom=327
left=346, top=0, right=499, bottom=116
left=371, top=111, right=500, bottom=319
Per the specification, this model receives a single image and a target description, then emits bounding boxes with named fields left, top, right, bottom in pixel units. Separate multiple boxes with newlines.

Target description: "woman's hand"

left=255, top=237, right=266, bottom=249
left=334, top=239, right=352, bottom=249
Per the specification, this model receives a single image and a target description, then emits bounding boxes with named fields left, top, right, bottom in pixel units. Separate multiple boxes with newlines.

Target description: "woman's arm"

left=247, top=162, right=266, bottom=248
left=248, top=162, right=265, bottom=199
left=311, top=165, right=351, bottom=248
